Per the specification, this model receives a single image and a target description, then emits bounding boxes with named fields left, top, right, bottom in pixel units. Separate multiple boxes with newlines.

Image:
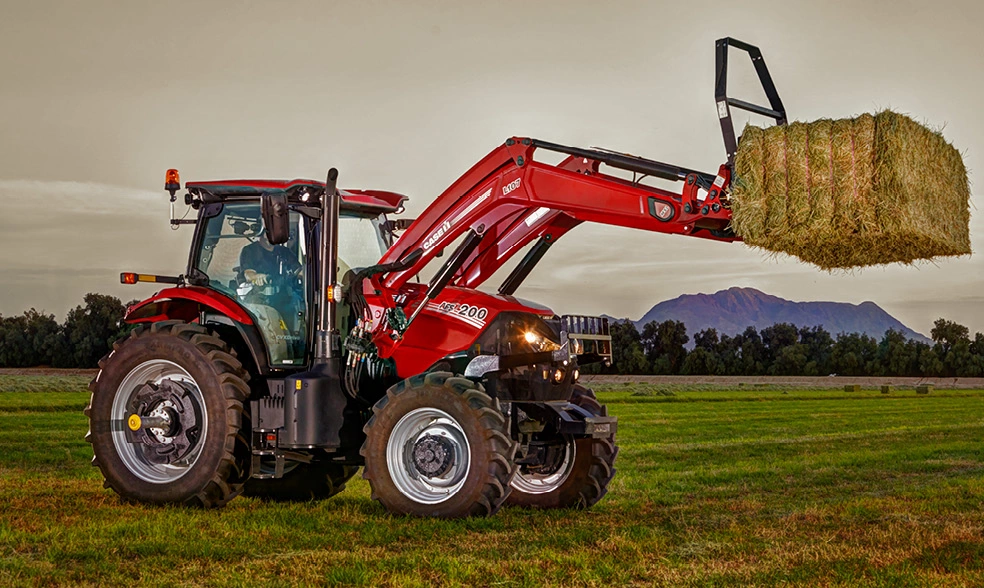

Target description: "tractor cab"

left=125, top=176, right=407, bottom=371
left=183, top=180, right=406, bottom=369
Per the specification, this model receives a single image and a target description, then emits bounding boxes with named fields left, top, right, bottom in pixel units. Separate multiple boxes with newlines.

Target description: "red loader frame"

left=359, top=36, right=787, bottom=359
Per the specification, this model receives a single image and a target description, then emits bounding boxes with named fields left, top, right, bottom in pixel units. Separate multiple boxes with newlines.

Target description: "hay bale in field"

left=916, top=384, right=933, bottom=395
left=844, top=384, right=861, bottom=392
left=730, top=111, right=970, bottom=269
left=881, top=385, right=893, bottom=394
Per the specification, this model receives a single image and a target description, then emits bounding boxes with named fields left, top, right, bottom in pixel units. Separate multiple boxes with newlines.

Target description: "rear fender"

left=124, top=287, right=253, bottom=325
left=124, top=287, right=273, bottom=376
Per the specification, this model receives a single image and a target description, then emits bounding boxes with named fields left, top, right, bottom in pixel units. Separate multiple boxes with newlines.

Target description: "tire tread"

left=84, top=321, right=252, bottom=508
left=361, top=371, right=517, bottom=517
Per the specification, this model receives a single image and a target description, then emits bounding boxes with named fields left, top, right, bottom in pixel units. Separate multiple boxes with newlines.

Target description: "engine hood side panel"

left=378, top=285, right=554, bottom=378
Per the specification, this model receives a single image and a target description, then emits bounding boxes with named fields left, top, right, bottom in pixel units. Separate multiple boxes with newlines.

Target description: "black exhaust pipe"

left=315, top=167, right=340, bottom=364
left=281, top=167, right=346, bottom=449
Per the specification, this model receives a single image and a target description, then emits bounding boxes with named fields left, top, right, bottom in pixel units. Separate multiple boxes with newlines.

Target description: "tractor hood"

left=379, top=284, right=555, bottom=377
left=405, top=283, right=554, bottom=323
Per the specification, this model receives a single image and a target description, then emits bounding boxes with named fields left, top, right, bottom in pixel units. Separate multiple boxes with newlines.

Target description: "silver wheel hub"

left=111, top=359, right=208, bottom=484
left=386, top=408, right=470, bottom=504
left=147, top=400, right=177, bottom=443
left=412, top=435, right=456, bottom=477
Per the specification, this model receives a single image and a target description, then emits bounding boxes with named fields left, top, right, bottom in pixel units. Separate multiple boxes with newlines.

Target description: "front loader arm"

left=380, top=138, right=738, bottom=292
left=454, top=207, right=581, bottom=293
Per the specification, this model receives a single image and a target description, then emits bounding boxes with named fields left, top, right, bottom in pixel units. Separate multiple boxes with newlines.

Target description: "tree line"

left=606, top=318, right=984, bottom=377
left=3, top=292, right=983, bottom=377
left=0, top=294, right=128, bottom=369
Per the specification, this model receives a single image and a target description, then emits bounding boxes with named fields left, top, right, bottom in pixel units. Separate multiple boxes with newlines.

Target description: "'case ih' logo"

left=423, top=221, right=451, bottom=250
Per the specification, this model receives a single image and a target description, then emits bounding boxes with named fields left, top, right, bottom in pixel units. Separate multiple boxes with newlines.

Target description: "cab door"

left=194, top=201, right=311, bottom=367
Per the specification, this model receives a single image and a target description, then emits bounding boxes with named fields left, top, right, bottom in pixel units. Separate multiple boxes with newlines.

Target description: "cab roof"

left=185, top=179, right=408, bottom=213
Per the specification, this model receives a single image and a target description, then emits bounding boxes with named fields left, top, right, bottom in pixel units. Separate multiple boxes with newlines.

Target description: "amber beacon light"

left=165, top=169, right=181, bottom=196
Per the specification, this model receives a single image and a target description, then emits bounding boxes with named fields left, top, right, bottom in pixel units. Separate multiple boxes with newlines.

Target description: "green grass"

left=0, top=375, right=91, bottom=394
left=1, top=377, right=983, bottom=586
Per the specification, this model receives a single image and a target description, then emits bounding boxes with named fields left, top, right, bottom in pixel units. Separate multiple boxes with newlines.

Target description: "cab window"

left=195, top=202, right=309, bottom=367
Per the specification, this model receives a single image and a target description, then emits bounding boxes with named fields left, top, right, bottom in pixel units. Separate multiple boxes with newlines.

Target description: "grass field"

left=1, top=375, right=982, bottom=587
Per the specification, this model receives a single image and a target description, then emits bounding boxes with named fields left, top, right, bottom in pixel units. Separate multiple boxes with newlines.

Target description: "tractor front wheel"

left=84, top=321, right=251, bottom=508
left=361, top=372, right=517, bottom=518
left=507, top=384, right=618, bottom=509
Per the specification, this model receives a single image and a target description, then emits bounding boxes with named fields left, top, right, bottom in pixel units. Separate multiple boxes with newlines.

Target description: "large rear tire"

left=507, top=384, right=618, bottom=509
left=84, top=321, right=251, bottom=508
left=361, top=372, right=517, bottom=518
left=244, top=461, right=359, bottom=501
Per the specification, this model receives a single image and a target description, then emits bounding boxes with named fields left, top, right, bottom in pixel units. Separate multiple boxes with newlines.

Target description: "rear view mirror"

left=261, top=192, right=290, bottom=245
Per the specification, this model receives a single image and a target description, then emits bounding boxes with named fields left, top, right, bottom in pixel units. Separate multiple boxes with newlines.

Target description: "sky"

left=1, top=0, right=981, bottom=337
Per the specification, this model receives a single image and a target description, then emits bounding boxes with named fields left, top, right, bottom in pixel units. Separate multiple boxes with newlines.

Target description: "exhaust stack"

left=281, top=167, right=346, bottom=450
left=315, top=167, right=340, bottom=363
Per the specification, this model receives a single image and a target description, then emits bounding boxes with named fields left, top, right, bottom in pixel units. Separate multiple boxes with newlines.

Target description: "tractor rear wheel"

left=244, top=461, right=359, bottom=501
left=507, top=384, right=618, bottom=509
left=361, top=372, right=517, bottom=518
left=84, top=321, right=251, bottom=508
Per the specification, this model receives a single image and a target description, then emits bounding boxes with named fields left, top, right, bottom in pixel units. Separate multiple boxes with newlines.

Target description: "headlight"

left=522, top=329, right=560, bottom=353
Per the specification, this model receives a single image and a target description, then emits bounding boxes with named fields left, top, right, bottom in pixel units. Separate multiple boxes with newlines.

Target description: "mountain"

left=626, top=287, right=930, bottom=344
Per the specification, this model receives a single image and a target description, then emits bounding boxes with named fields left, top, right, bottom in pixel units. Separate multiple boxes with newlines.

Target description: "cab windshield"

left=337, top=214, right=390, bottom=278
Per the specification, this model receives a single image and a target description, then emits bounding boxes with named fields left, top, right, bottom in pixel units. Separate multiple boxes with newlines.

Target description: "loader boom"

left=379, top=138, right=737, bottom=293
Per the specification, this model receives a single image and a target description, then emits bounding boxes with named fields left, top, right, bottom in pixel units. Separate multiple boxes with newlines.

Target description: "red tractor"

left=85, top=38, right=783, bottom=517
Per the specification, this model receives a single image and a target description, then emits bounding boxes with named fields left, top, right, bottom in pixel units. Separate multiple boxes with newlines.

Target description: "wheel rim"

left=110, top=359, right=209, bottom=484
left=511, top=439, right=576, bottom=495
left=386, top=408, right=471, bottom=504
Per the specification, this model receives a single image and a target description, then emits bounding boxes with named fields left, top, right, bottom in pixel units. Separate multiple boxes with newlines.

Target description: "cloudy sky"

left=2, top=0, right=981, bottom=336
